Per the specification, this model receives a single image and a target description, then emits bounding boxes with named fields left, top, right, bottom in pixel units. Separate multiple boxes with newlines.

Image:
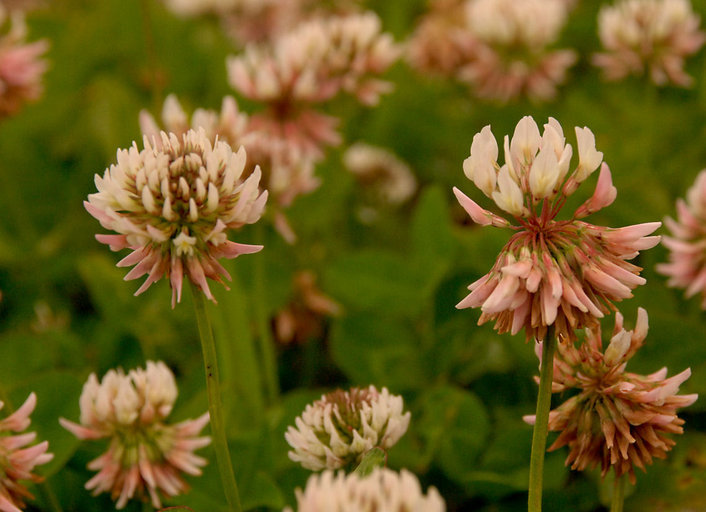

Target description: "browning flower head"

left=0, top=8, right=48, bottom=118
left=285, top=385, right=411, bottom=471
left=283, top=468, right=446, bottom=512
left=454, top=116, right=661, bottom=341
left=593, top=0, right=705, bottom=87
left=458, top=0, right=577, bottom=102
left=59, top=361, right=211, bottom=509
left=343, top=142, right=417, bottom=206
left=0, top=393, right=53, bottom=512
left=84, top=128, right=268, bottom=307
left=658, top=170, right=706, bottom=307
left=525, top=308, right=698, bottom=483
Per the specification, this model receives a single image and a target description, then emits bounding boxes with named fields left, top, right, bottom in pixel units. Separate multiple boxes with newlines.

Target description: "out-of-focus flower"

left=343, top=142, right=417, bottom=206
left=525, top=308, right=698, bottom=483
left=453, top=116, right=661, bottom=341
left=0, top=393, right=53, bottom=512
left=593, top=0, right=705, bottom=87
left=406, top=0, right=473, bottom=77
left=457, top=0, right=576, bottom=102
left=283, top=468, right=446, bottom=512
left=274, top=270, right=342, bottom=345
left=658, top=170, right=706, bottom=306
left=84, top=128, right=267, bottom=307
left=285, top=386, right=410, bottom=471
left=60, top=361, right=211, bottom=509
left=0, top=8, right=47, bottom=118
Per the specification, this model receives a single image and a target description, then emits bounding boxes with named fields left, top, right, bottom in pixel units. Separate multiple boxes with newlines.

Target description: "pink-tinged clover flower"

left=454, top=116, right=661, bottom=342
left=658, top=170, right=706, bottom=307
left=0, top=9, right=48, bottom=118
left=59, top=361, right=211, bottom=509
left=525, top=308, right=697, bottom=483
left=593, top=0, right=705, bottom=87
left=458, top=0, right=577, bottom=102
left=284, top=468, right=446, bottom=512
left=0, top=393, right=53, bottom=512
left=84, top=128, right=267, bottom=307
left=285, top=386, right=410, bottom=471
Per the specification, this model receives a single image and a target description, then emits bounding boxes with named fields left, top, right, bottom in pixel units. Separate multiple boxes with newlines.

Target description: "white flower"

left=284, top=468, right=446, bottom=512
left=285, top=386, right=411, bottom=471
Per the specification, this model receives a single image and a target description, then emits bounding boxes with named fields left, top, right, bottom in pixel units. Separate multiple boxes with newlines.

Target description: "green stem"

left=138, top=0, right=161, bottom=112
left=353, top=447, right=387, bottom=477
left=38, top=481, right=63, bottom=512
left=527, top=326, right=556, bottom=512
left=190, top=284, right=242, bottom=512
left=253, top=224, right=278, bottom=404
left=610, top=473, right=625, bottom=512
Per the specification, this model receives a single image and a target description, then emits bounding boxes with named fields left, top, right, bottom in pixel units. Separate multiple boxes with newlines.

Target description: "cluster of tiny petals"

left=525, top=309, right=698, bottom=483
left=0, top=393, right=53, bottom=512
left=458, top=0, right=577, bottom=102
left=227, top=12, right=400, bottom=107
left=0, top=8, right=48, bottom=118
left=59, top=361, right=211, bottom=509
left=658, top=170, right=706, bottom=307
left=285, top=385, right=411, bottom=471
left=283, top=468, right=446, bottom=512
left=593, top=0, right=706, bottom=87
left=85, top=127, right=267, bottom=307
left=454, top=116, right=661, bottom=341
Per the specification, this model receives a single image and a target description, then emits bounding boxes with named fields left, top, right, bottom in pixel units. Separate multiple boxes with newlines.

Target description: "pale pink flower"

left=593, top=0, right=705, bottom=87
left=525, top=308, right=698, bottom=483
left=84, top=128, right=267, bottom=307
left=658, top=170, right=706, bottom=307
left=0, top=393, right=53, bottom=512
left=0, top=9, right=47, bottom=118
left=285, top=386, right=411, bottom=471
left=457, top=0, right=577, bottom=102
left=283, top=468, right=446, bottom=512
left=60, top=361, right=211, bottom=509
left=454, top=116, right=661, bottom=341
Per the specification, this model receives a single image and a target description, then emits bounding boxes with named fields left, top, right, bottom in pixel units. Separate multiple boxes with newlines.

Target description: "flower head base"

left=525, top=308, right=698, bottom=483
left=285, top=385, right=411, bottom=471
left=593, top=0, right=705, bottom=87
left=0, top=9, right=48, bottom=118
left=283, top=468, right=446, bottom=512
left=458, top=0, right=577, bottom=102
left=454, top=116, right=661, bottom=341
left=0, top=393, right=53, bottom=512
left=59, top=361, right=211, bottom=509
left=658, top=170, right=706, bottom=307
left=85, top=128, right=268, bottom=307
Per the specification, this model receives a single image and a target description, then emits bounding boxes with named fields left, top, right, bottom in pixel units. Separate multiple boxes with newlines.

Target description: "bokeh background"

left=1, top=0, right=706, bottom=510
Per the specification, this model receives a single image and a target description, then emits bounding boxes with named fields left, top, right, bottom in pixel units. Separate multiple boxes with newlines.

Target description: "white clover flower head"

left=594, top=0, right=705, bottom=87
left=453, top=116, right=661, bottom=342
left=0, top=393, right=54, bottom=512
left=285, top=385, right=411, bottom=471
left=60, top=361, right=211, bottom=509
left=283, top=468, right=446, bottom=512
left=85, top=128, right=268, bottom=307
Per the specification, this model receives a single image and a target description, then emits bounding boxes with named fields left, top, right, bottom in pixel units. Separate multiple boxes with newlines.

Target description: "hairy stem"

left=528, top=326, right=556, bottom=512
left=191, top=284, right=242, bottom=512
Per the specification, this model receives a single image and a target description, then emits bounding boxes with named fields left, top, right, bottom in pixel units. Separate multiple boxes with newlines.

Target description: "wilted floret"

left=0, top=393, right=53, bottom=512
left=285, top=386, right=411, bottom=471
left=60, top=361, right=211, bottom=509
left=593, top=0, right=705, bottom=87
left=658, top=170, right=706, bottom=307
left=84, top=128, right=267, bottom=307
left=284, top=468, right=446, bottom=512
left=525, top=308, right=697, bottom=483
left=454, top=116, right=661, bottom=341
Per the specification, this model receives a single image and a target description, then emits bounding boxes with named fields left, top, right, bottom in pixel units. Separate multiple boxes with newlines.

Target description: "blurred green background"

left=1, top=0, right=706, bottom=510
